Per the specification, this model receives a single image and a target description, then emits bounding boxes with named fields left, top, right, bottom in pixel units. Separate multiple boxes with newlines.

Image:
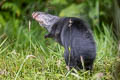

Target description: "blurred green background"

left=0, top=0, right=99, bottom=47
left=0, top=0, right=119, bottom=80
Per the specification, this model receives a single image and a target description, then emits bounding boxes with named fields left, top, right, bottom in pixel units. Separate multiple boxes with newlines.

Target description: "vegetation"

left=0, top=0, right=118, bottom=80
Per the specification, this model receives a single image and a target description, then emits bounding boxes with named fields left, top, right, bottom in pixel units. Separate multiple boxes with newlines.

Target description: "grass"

left=0, top=19, right=118, bottom=80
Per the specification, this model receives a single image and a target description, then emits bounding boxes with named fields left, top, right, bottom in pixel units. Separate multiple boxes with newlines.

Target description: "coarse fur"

left=45, top=17, right=96, bottom=70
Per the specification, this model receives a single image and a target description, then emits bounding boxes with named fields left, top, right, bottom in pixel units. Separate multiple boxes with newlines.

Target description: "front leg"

left=44, top=33, right=53, bottom=38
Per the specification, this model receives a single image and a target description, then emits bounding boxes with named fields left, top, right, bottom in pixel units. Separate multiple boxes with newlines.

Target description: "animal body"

left=32, top=12, right=96, bottom=70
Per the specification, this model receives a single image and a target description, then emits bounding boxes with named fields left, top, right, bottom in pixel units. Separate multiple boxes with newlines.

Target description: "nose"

left=32, top=12, right=39, bottom=19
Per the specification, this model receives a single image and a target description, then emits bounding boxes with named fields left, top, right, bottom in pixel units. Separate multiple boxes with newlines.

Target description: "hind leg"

left=84, top=59, right=94, bottom=71
left=85, top=64, right=93, bottom=75
left=64, top=50, right=78, bottom=70
left=64, top=51, right=70, bottom=70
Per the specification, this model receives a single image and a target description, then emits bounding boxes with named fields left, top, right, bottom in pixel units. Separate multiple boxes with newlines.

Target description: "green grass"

left=0, top=20, right=117, bottom=80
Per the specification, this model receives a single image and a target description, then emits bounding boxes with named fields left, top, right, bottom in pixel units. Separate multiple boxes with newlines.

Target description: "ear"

left=55, top=28, right=61, bottom=37
left=49, top=18, right=67, bottom=38
left=54, top=18, right=66, bottom=37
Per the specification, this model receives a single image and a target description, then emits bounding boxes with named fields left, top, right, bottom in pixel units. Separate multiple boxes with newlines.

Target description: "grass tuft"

left=0, top=21, right=117, bottom=79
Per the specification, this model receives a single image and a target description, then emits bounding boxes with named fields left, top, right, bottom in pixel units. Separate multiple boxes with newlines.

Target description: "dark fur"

left=45, top=17, right=96, bottom=70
